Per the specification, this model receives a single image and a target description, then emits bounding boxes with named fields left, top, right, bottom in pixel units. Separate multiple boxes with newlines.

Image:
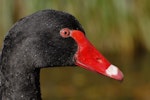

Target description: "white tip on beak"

left=105, top=64, right=124, bottom=81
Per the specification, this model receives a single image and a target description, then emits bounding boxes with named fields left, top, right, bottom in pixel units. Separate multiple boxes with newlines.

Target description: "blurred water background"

left=0, top=0, right=150, bottom=100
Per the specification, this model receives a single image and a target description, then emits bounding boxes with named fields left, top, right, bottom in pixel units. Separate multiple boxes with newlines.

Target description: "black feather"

left=0, top=9, right=85, bottom=100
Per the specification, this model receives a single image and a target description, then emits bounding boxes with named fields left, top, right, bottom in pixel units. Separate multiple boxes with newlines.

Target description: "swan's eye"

left=60, top=28, right=71, bottom=38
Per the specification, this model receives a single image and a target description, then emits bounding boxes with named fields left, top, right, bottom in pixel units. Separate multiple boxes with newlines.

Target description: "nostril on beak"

left=96, top=58, right=103, bottom=63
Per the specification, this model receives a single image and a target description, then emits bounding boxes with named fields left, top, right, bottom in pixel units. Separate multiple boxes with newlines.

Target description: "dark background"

left=0, top=0, right=150, bottom=100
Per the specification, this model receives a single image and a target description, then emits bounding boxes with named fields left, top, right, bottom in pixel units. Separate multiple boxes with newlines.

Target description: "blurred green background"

left=0, top=0, right=150, bottom=100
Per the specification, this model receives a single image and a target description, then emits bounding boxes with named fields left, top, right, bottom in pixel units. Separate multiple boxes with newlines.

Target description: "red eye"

left=60, top=28, right=71, bottom=38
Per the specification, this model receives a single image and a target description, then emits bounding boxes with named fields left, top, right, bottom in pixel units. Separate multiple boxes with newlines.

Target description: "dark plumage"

left=0, top=9, right=123, bottom=100
left=0, top=9, right=84, bottom=100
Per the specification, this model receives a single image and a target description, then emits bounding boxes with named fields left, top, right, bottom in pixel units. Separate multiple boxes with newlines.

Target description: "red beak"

left=70, top=30, right=124, bottom=81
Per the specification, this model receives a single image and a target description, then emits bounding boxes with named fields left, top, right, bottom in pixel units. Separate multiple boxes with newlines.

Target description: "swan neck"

left=1, top=67, right=41, bottom=100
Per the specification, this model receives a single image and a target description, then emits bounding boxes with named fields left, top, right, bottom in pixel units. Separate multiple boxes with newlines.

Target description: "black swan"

left=0, top=9, right=123, bottom=100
